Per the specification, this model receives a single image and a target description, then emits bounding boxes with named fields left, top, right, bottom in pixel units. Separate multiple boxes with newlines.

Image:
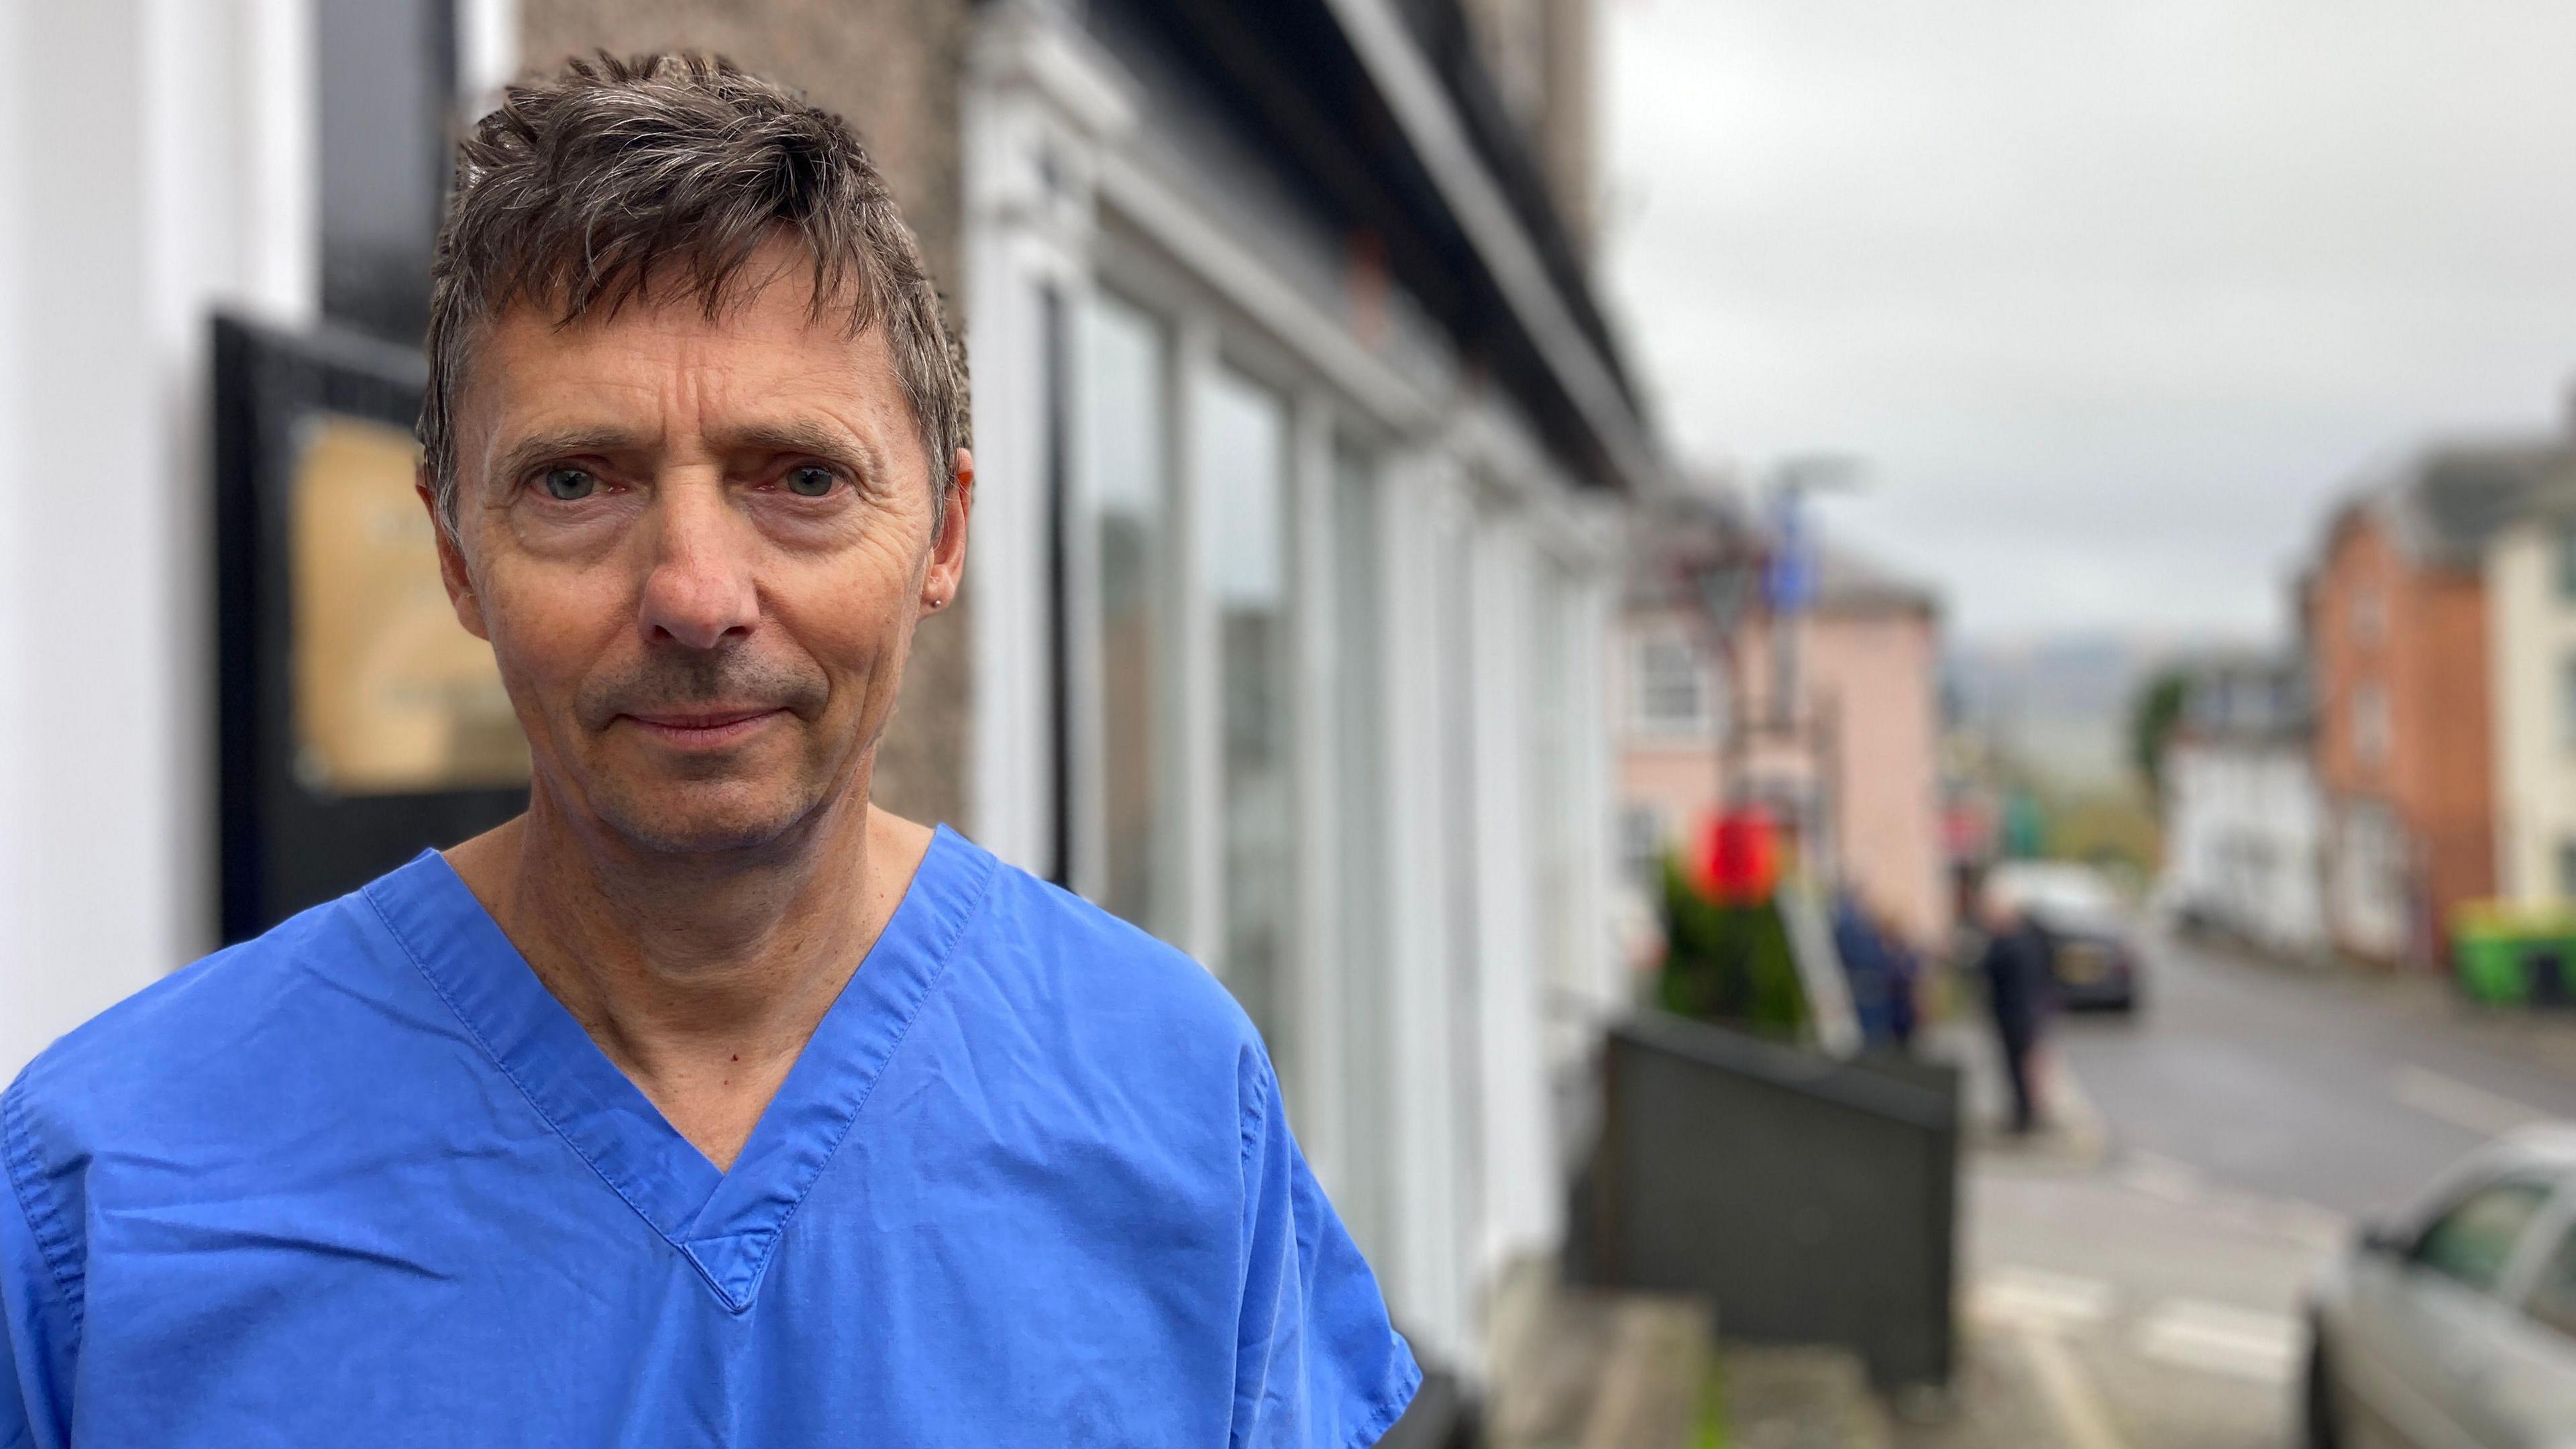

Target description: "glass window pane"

left=1195, top=365, right=1293, bottom=1044
left=319, top=0, right=456, bottom=341
left=1081, top=294, right=1171, bottom=933
left=2524, top=1222, right=2576, bottom=1338
left=2414, top=1178, right=2555, bottom=1293
left=1332, top=443, right=1391, bottom=1258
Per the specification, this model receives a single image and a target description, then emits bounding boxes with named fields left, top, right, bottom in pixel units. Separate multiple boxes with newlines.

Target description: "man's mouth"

left=620, top=708, right=788, bottom=749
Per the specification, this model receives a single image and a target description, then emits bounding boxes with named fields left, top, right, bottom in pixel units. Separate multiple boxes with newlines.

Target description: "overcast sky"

left=1600, top=0, right=2576, bottom=645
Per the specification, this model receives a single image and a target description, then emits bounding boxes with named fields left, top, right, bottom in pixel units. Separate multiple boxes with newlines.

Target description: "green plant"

left=1656, top=855, right=1808, bottom=1038
left=2130, top=667, right=2192, bottom=797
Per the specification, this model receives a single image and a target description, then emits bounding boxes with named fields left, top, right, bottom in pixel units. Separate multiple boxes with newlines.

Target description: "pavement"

left=1904, top=926, right=2576, bottom=1449
left=1485, top=1281, right=1715, bottom=1449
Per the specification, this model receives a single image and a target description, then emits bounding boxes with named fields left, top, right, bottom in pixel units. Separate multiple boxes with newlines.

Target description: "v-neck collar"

left=362, top=824, right=998, bottom=1312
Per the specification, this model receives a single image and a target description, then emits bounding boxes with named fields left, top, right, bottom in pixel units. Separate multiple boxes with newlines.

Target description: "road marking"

left=2019, top=1326, right=2132, bottom=1449
left=1973, top=1266, right=2116, bottom=1330
left=2134, top=1300, right=2302, bottom=1385
left=2391, top=1065, right=2556, bottom=1138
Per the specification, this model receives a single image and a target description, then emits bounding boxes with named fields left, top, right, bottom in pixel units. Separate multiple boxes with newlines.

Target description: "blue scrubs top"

left=1, top=826, right=1417, bottom=1446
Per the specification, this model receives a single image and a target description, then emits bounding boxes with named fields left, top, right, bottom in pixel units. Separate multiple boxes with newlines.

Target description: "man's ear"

left=417, top=468, right=491, bottom=643
left=921, top=446, right=975, bottom=614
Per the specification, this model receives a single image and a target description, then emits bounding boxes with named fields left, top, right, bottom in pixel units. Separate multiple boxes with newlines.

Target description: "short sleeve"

left=2, top=1080, right=77, bottom=1449
left=1231, top=1057, right=1420, bottom=1449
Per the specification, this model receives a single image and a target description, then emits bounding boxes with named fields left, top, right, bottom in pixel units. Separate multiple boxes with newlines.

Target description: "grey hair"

left=419, top=53, right=968, bottom=532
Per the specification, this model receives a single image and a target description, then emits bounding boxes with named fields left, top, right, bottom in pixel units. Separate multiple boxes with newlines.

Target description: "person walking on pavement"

left=1977, top=887, right=2054, bottom=1134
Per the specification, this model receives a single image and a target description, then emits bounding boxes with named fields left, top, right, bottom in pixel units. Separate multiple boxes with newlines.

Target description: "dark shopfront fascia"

left=217, top=0, right=980, bottom=942
left=213, top=0, right=515, bottom=941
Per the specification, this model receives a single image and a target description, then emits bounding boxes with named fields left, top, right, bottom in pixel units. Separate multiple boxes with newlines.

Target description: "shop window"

left=319, top=0, right=460, bottom=342
left=1331, top=441, right=1393, bottom=1258
left=1195, top=363, right=1294, bottom=1044
left=1077, top=292, right=1174, bottom=934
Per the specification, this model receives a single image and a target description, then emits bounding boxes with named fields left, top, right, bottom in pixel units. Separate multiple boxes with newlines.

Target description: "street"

left=1914, top=928, right=2576, bottom=1449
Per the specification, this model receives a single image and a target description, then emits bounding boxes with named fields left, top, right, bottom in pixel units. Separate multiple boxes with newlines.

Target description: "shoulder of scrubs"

left=1, top=888, right=413, bottom=1419
left=957, top=863, right=1419, bottom=1447
left=4, top=1061, right=75, bottom=1449
left=938, top=859, right=1276, bottom=1137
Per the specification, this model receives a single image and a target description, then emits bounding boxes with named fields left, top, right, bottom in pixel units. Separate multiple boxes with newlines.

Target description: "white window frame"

left=1629, top=626, right=1711, bottom=736
left=964, top=7, right=1629, bottom=1378
left=2353, top=680, right=2392, bottom=767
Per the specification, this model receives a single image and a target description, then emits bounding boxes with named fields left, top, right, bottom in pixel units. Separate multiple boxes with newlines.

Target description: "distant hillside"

left=1947, top=632, right=2245, bottom=794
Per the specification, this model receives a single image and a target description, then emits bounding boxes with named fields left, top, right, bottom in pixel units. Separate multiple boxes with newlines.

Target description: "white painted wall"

left=962, top=5, right=1630, bottom=1385
left=0, top=0, right=316, bottom=1077
left=2487, top=519, right=2576, bottom=906
left=2162, top=739, right=2328, bottom=957
left=1466, top=508, right=1563, bottom=1279
left=1379, top=452, right=1474, bottom=1366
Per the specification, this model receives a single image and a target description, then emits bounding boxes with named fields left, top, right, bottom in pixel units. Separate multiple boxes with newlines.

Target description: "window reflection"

left=1332, top=442, right=1392, bottom=1258
left=1079, top=293, right=1171, bottom=936
left=1197, top=365, right=1293, bottom=1044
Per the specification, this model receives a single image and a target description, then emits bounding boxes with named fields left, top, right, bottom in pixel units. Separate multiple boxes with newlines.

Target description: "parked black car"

left=1985, top=861, right=2145, bottom=1012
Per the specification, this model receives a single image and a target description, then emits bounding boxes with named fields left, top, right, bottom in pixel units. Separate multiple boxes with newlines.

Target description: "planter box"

left=1574, top=1012, right=1961, bottom=1391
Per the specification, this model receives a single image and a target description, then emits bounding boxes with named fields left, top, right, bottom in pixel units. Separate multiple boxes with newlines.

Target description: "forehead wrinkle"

left=677, top=331, right=913, bottom=488
left=472, top=262, right=920, bottom=486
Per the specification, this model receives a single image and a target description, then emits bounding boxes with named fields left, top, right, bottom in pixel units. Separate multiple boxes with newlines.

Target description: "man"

left=1974, top=888, right=2053, bottom=1135
left=1828, top=891, right=1918, bottom=1053
left=1, top=56, right=1416, bottom=1446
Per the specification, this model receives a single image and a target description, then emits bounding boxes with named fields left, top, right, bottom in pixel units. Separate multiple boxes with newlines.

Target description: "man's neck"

left=444, top=791, right=936, bottom=1171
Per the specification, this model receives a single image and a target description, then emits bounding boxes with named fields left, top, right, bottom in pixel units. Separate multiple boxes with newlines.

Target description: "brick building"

left=2305, top=445, right=2544, bottom=966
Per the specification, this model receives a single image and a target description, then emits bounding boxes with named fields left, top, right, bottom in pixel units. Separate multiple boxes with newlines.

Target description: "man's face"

left=429, top=247, right=971, bottom=856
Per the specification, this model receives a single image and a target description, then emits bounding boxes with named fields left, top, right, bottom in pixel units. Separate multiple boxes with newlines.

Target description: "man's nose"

left=637, top=480, right=759, bottom=651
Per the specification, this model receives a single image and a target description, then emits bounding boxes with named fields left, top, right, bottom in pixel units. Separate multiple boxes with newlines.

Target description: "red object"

left=1697, top=808, right=1780, bottom=904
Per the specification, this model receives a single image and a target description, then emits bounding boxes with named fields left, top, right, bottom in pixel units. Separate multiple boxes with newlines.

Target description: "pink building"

left=1617, top=500, right=1951, bottom=951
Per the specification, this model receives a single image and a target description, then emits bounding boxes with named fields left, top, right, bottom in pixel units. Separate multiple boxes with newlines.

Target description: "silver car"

left=2306, top=1128, right=2576, bottom=1447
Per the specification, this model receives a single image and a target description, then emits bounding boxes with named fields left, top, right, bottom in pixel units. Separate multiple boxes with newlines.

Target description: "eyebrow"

left=483, top=419, right=887, bottom=489
left=708, top=420, right=884, bottom=480
left=486, top=427, right=657, bottom=491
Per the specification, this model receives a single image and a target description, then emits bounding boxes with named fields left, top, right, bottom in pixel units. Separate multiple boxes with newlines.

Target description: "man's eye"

left=541, top=467, right=597, bottom=501
left=785, top=466, right=838, bottom=498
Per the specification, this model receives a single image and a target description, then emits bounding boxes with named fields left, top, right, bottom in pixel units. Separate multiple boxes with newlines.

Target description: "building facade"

left=2306, top=447, right=2536, bottom=966
left=1616, top=488, right=1951, bottom=953
left=2483, top=464, right=2576, bottom=907
left=952, top=0, right=1643, bottom=1374
left=0, top=0, right=1649, bottom=1402
left=2158, top=659, right=2328, bottom=960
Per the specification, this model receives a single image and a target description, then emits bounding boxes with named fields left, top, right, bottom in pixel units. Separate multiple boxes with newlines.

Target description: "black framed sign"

left=213, top=314, right=529, bottom=943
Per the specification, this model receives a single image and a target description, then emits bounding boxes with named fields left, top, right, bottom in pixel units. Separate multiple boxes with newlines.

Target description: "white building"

left=0, top=0, right=1652, bottom=1407
left=2159, top=659, right=2330, bottom=959
left=2485, top=464, right=2576, bottom=906
left=961, top=2, right=1643, bottom=1372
